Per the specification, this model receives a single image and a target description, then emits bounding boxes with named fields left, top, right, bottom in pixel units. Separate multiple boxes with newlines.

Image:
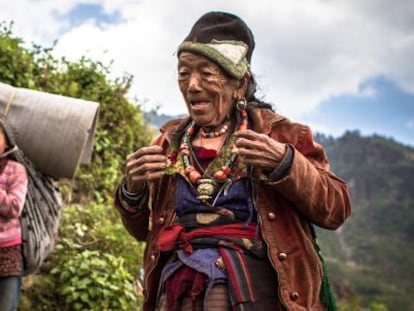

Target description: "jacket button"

left=267, top=212, right=276, bottom=220
left=278, top=252, right=288, bottom=261
left=150, top=254, right=156, bottom=261
left=157, top=217, right=165, bottom=225
left=290, top=291, right=299, bottom=301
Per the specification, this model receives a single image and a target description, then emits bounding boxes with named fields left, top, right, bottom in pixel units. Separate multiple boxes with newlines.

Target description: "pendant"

left=196, top=178, right=218, bottom=202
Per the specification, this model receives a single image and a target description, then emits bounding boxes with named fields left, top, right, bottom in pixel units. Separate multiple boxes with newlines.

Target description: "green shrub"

left=56, top=203, right=145, bottom=276
left=1, top=22, right=151, bottom=309
left=50, top=250, right=138, bottom=311
left=20, top=203, right=145, bottom=310
left=0, top=21, right=153, bottom=204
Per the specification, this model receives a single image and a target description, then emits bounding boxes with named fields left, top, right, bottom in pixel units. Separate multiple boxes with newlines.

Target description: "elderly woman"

left=114, top=11, right=351, bottom=311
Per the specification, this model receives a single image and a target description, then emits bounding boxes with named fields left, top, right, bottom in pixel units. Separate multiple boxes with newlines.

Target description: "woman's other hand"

left=125, top=146, right=168, bottom=193
left=232, top=129, right=287, bottom=172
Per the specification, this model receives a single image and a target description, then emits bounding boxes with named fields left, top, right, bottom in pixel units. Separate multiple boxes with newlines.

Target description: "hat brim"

left=178, top=41, right=249, bottom=80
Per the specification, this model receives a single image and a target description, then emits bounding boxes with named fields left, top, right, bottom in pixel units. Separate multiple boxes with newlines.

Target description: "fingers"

left=127, top=146, right=165, bottom=168
left=233, top=130, right=271, bottom=154
left=126, top=154, right=167, bottom=171
left=127, top=145, right=164, bottom=161
left=232, top=129, right=286, bottom=170
left=233, top=129, right=267, bottom=141
left=125, top=146, right=168, bottom=191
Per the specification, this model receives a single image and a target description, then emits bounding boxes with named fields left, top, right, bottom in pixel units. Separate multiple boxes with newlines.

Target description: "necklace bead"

left=180, top=107, right=248, bottom=203
left=200, top=124, right=229, bottom=138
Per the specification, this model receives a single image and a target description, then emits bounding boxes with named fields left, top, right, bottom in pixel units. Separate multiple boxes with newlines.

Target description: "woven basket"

left=0, top=82, right=99, bottom=179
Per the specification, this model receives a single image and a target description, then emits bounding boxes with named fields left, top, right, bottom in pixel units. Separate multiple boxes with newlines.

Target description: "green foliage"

left=21, top=203, right=145, bottom=310
left=1, top=22, right=150, bottom=309
left=338, top=299, right=389, bottom=311
left=0, top=21, right=153, bottom=203
left=50, top=250, right=137, bottom=311
left=57, top=203, right=146, bottom=275
left=0, top=21, right=38, bottom=89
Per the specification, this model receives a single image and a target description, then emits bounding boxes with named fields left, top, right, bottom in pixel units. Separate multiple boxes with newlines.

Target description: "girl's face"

left=0, top=129, right=7, bottom=155
left=177, top=52, right=244, bottom=128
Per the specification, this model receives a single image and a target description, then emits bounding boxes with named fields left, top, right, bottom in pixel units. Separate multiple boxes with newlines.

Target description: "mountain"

left=315, top=130, right=414, bottom=310
left=143, top=110, right=185, bottom=129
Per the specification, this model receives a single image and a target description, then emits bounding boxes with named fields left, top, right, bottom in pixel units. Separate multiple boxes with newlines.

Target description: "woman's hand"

left=125, top=146, right=168, bottom=193
left=232, top=129, right=287, bottom=172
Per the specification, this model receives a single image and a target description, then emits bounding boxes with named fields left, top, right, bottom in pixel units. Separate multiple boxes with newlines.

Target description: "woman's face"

left=178, top=52, right=243, bottom=128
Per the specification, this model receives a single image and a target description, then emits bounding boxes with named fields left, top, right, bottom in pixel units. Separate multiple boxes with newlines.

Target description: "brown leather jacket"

left=114, top=108, right=351, bottom=311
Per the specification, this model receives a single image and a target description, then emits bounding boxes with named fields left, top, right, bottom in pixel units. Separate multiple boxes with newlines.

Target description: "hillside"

left=315, top=131, right=414, bottom=310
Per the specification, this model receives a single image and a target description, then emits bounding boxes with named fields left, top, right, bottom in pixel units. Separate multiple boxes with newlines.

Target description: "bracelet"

left=268, top=144, right=294, bottom=181
left=119, top=179, right=147, bottom=209
left=121, top=181, right=145, bottom=198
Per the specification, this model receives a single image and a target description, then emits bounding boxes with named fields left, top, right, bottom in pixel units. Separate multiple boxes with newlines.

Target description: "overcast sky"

left=2, top=0, right=414, bottom=146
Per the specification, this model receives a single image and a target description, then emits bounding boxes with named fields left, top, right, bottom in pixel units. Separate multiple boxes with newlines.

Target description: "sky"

left=1, top=0, right=414, bottom=146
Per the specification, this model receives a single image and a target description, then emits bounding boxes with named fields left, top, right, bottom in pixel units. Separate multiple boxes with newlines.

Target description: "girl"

left=0, top=115, right=28, bottom=311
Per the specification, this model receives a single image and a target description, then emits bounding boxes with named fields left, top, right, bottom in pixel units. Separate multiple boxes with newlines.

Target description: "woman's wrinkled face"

left=178, top=52, right=242, bottom=127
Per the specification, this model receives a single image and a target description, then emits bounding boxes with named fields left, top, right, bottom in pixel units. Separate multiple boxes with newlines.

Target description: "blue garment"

left=160, top=248, right=226, bottom=292
left=158, top=175, right=257, bottom=302
left=0, top=275, right=21, bottom=311
left=175, top=174, right=255, bottom=219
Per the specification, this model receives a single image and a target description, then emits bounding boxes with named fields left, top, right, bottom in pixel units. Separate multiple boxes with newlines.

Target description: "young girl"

left=0, top=115, right=28, bottom=311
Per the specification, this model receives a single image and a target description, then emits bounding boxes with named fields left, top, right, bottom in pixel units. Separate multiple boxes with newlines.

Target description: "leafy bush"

left=0, top=21, right=153, bottom=203
left=56, top=203, right=146, bottom=276
left=1, top=22, right=150, bottom=309
left=50, top=250, right=138, bottom=311
left=337, top=299, right=389, bottom=311
left=21, top=203, right=145, bottom=310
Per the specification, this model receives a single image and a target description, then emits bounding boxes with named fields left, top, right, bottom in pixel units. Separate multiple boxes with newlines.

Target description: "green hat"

left=178, top=11, right=255, bottom=80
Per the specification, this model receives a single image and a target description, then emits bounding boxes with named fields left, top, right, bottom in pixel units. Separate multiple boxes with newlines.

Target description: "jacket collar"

left=249, top=108, right=286, bottom=134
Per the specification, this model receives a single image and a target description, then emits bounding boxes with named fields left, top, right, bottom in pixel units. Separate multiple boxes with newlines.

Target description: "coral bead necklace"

left=181, top=106, right=248, bottom=204
left=200, top=124, right=229, bottom=138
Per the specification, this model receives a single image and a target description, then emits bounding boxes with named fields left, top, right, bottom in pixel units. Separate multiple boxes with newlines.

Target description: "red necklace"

left=200, top=124, right=229, bottom=138
left=180, top=107, right=248, bottom=203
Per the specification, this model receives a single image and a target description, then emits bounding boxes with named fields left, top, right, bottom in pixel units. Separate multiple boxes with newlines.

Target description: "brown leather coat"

left=114, top=108, right=351, bottom=311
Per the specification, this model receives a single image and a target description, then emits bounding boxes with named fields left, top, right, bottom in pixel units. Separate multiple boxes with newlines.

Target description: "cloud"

left=2, top=0, right=413, bottom=119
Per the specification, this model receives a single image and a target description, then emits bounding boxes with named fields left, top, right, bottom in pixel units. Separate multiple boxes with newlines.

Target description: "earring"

left=235, top=98, right=248, bottom=130
left=235, top=98, right=247, bottom=111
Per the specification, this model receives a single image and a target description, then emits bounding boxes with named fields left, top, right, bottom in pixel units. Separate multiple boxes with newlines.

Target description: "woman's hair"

left=245, top=74, right=274, bottom=111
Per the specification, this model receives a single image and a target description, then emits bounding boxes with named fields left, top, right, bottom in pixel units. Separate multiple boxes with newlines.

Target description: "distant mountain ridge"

left=143, top=111, right=185, bottom=129
left=316, top=131, right=414, bottom=310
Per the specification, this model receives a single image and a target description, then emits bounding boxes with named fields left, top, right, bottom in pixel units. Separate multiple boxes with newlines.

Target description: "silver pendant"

left=196, top=178, right=217, bottom=202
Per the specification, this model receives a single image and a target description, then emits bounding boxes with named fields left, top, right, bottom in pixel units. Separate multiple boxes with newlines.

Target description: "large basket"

left=0, top=82, right=100, bottom=179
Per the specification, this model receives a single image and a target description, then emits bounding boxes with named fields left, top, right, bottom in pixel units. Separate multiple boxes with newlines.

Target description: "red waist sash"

left=157, top=223, right=258, bottom=254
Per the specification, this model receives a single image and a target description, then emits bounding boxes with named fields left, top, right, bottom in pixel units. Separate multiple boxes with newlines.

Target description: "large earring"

left=235, top=98, right=248, bottom=130
left=235, top=98, right=247, bottom=111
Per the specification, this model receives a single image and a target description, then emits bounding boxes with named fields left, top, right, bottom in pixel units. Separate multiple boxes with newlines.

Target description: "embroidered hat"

left=178, top=11, right=255, bottom=80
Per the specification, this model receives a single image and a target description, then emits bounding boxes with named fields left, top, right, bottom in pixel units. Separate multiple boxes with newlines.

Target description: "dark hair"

left=245, top=74, right=274, bottom=111
left=0, top=114, right=18, bottom=158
